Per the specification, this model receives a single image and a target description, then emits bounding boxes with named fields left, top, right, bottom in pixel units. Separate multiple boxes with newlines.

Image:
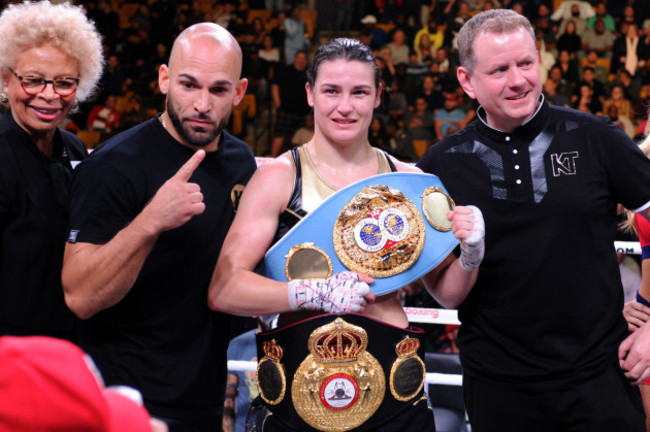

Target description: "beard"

left=166, top=97, right=230, bottom=148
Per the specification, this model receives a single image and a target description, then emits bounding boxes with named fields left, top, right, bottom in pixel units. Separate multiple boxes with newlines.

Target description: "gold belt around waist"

left=255, top=313, right=427, bottom=432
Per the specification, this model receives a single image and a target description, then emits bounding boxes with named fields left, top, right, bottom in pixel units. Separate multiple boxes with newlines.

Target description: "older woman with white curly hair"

left=0, top=0, right=103, bottom=340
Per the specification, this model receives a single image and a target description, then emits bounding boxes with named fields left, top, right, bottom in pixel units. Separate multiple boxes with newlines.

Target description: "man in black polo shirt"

left=418, top=9, right=650, bottom=432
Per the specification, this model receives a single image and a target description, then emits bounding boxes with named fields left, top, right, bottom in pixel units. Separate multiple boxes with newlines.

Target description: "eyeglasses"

left=8, top=67, right=79, bottom=97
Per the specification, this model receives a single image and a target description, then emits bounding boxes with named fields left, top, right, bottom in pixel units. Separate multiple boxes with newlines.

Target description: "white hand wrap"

left=459, top=205, right=485, bottom=272
left=287, top=271, right=370, bottom=313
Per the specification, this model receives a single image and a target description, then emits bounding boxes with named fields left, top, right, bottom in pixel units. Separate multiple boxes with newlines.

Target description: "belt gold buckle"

left=292, top=318, right=385, bottom=432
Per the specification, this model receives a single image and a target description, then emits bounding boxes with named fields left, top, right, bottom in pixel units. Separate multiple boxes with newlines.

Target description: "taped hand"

left=287, top=271, right=371, bottom=313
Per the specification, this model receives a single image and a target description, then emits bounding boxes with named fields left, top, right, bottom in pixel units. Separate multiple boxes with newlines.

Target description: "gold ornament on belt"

left=389, top=336, right=426, bottom=402
left=257, top=340, right=287, bottom=405
left=333, top=185, right=426, bottom=278
left=292, top=318, right=385, bottom=432
left=284, top=242, right=333, bottom=280
left=421, top=187, right=455, bottom=231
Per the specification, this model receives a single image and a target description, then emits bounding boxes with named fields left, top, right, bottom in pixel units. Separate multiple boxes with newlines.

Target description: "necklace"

left=159, top=114, right=166, bottom=129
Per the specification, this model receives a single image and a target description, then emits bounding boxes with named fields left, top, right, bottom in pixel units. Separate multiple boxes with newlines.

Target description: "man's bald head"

left=169, top=23, right=243, bottom=77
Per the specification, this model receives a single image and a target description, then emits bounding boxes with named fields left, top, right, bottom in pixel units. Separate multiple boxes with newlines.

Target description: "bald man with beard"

left=62, top=23, right=257, bottom=431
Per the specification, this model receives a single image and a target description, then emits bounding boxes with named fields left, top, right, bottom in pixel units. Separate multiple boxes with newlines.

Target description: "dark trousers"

left=153, top=414, right=222, bottom=432
left=463, top=364, right=645, bottom=432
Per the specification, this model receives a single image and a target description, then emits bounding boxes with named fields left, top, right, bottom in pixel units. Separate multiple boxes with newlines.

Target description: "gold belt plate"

left=333, top=185, right=426, bottom=278
left=292, top=318, right=385, bottom=432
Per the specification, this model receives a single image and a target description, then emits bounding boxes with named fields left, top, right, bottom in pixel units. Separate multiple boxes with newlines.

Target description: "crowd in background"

left=33, top=0, right=650, bottom=162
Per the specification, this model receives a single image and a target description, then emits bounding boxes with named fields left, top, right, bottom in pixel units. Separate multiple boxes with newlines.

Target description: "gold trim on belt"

left=257, top=340, right=287, bottom=406
left=389, top=336, right=426, bottom=402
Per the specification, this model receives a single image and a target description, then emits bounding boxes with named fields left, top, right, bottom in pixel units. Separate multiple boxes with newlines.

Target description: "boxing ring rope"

left=228, top=241, right=641, bottom=387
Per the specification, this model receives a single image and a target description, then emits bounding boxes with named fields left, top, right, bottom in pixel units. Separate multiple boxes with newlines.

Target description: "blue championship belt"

left=264, top=172, right=459, bottom=295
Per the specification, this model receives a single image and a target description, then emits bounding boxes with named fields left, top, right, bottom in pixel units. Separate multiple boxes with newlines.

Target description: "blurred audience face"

left=293, top=51, right=308, bottom=71
left=393, top=30, right=405, bottom=46
left=549, top=66, right=562, bottom=82
left=627, top=24, right=639, bottom=38
left=422, top=75, right=434, bottom=91
left=566, top=21, right=576, bottom=34
left=558, top=50, right=570, bottom=63
left=262, top=35, right=274, bottom=49
left=415, top=97, right=428, bottom=111
left=611, top=85, right=624, bottom=101
left=571, top=4, right=580, bottom=17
